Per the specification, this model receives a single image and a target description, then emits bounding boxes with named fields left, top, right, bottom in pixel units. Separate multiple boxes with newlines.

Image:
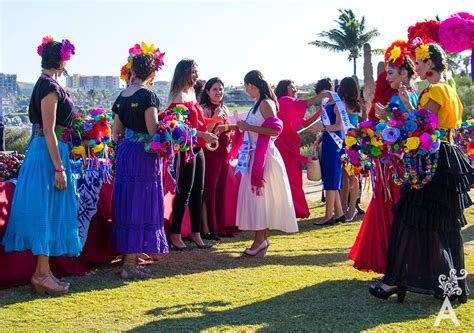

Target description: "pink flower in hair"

left=60, top=39, right=76, bottom=61
left=37, top=35, right=55, bottom=56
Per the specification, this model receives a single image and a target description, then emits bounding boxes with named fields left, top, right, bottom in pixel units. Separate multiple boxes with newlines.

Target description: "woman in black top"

left=1, top=37, right=81, bottom=296
left=112, top=53, right=168, bottom=279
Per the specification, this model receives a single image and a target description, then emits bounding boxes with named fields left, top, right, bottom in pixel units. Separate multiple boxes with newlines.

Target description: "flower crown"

left=384, top=40, right=414, bottom=68
left=407, top=20, right=440, bottom=61
left=120, top=42, right=165, bottom=84
left=37, top=35, right=76, bottom=61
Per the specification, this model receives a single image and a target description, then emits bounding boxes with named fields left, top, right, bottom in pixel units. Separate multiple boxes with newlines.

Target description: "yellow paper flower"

left=344, top=163, right=354, bottom=176
left=371, top=137, right=383, bottom=147
left=405, top=137, right=420, bottom=150
left=92, top=143, right=104, bottom=153
left=415, top=44, right=431, bottom=60
left=345, top=136, right=357, bottom=148
left=72, top=146, right=86, bottom=156
left=141, top=42, right=155, bottom=54
left=389, top=46, right=401, bottom=63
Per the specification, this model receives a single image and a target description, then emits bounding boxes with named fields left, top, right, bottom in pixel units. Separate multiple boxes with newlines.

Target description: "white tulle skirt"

left=236, top=144, right=298, bottom=233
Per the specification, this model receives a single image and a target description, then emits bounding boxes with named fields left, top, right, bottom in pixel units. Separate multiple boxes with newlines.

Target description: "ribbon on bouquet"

left=321, top=91, right=354, bottom=149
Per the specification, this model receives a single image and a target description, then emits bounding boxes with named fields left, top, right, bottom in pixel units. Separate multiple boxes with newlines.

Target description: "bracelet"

left=224, top=124, right=229, bottom=131
left=322, top=125, right=327, bottom=131
left=55, top=166, right=65, bottom=173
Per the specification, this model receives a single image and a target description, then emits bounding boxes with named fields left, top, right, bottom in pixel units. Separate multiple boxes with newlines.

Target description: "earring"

left=426, top=71, right=433, bottom=77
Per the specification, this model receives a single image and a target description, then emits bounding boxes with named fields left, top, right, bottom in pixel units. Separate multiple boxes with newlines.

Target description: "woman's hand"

left=54, top=170, right=67, bottom=191
left=375, top=103, right=390, bottom=120
left=398, top=84, right=414, bottom=112
left=310, top=121, right=324, bottom=133
left=203, top=131, right=218, bottom=144
left=237, top=120, right=251, bottom=131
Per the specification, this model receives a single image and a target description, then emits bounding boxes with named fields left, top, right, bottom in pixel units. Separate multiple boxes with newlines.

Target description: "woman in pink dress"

left=274, top=80, right=326, bottom=218
left=200, top=77, right=239, bottom=239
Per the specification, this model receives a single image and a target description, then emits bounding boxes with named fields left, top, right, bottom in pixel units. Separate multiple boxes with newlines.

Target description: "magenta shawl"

left=229, top=116, right=283, bottom=195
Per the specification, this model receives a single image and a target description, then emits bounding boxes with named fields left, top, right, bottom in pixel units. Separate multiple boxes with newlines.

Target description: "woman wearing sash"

left=311, top=78, right=345, bottom=226
left=338, top=77, right=362, bottom=222
left=1, top=37, right=81, bottom=295
left=232, top=70, right=298, bottom=257
left=274, top=80, right=325, bottom=218
left=349, top=41, right=418, bottom=274
left=370, top=42, right=472, bottom=303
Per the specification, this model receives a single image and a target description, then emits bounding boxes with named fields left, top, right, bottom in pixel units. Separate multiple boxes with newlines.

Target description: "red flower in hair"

left=384, top=40, right=413, bottom=68
left=407, top=20, right=440, bottom=47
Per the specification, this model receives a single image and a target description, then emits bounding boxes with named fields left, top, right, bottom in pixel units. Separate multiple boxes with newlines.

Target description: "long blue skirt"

left=1, top=137, right=82, bottom=256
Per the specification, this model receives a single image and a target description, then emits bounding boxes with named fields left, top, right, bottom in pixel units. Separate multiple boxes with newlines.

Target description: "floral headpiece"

left=384, top=40, right=414, bottom=68
left=37, top=35, right=76, bottom=61
left=120, top=42, right=165, bottom=84
left=407, top=20, right=440, bottom=61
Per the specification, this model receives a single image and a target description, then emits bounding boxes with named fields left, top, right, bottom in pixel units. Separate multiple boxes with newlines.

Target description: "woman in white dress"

left=233, top=70, right=298, bottom=257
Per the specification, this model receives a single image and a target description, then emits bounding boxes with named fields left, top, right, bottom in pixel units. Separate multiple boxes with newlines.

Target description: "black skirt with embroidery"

left=383, top=143, right=473, bottom=296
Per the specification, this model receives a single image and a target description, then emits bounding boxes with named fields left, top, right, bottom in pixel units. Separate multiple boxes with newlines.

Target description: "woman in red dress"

left=200, top=77, right=239, bottom=239
left=348, top=42, right=418, bottom=274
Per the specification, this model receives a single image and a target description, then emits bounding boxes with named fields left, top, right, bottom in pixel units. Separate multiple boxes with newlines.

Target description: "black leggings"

left=171, top=148, right=205, bottom=234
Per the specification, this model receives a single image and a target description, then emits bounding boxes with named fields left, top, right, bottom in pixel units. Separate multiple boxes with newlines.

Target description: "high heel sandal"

left=49, top=270, right=70, bottom=288
left=345, top=210, right=358, bottom=222
left=120, top=256, right=155, bottom=280
left=333, top=215, right=346, bottom=224
left=189, top=238, right=213, bottom=249
left=243, top=240, right=269, bottom=257
left=369, top=282, right=406, bottom=303
left=31, top=274, right=69, bottom=296
left=168, top=239, right=191, bottom=251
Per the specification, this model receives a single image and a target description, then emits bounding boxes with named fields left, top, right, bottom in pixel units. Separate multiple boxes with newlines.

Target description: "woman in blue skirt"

left=1, top=37, right=82, bottom=296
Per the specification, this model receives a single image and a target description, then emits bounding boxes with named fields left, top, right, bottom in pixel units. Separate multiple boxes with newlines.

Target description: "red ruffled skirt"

left=348, top=159, right=401, bottom=274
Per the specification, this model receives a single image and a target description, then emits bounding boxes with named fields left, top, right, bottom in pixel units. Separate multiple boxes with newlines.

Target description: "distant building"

left=0, top=73, right=18, bottom=95
left=226, top=86, right=253, bottom=105
left=66, top=74, right=119, bottom=90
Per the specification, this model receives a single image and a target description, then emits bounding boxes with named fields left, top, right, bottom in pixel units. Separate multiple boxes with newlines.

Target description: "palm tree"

left=87, top=89, right=97, bottom=107
left=309, top=9, right=380, bottom=75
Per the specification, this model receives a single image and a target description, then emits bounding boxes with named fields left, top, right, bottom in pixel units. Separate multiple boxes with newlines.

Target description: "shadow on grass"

left=127, top=279, right=448, bottom=332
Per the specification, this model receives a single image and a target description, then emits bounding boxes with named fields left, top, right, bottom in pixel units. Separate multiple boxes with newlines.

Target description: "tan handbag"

left=307, top=144, right=321, bottom=181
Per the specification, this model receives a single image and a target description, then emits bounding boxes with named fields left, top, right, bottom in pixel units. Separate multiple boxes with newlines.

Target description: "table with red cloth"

left=0, top=170, right=196, bottom=290
left=0, top=182, right=117, bottom=290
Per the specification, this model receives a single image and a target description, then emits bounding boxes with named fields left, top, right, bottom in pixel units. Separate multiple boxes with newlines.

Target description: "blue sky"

left=0, top=0, right=472, bottom=86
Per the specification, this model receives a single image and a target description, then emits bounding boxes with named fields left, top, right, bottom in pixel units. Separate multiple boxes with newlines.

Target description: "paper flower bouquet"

left=0, top=152, right=25, bottom=181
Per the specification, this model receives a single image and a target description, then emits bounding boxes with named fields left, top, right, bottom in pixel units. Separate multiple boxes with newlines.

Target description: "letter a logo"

left=434, top=297, right=460, bottom=327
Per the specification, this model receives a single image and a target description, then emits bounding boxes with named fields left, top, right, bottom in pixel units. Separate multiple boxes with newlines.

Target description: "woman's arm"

left=113, top=114, right=125, bottom=141
left=311, top=104, right=342, bottom=132
left=40, top=92, right=66, bottom=190
left=420, top=99, right=441, bottom=114
left=305, top=90, right=332, bottom=107
left=237, top=99, right=279, bottom=136
left=144, top=106, right=159, bottom=136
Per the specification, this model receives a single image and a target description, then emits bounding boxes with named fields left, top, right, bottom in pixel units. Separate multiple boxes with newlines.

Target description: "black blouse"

left=28, top=75, right=74, bottom=128
left=112, top=88, right=159, bottom=133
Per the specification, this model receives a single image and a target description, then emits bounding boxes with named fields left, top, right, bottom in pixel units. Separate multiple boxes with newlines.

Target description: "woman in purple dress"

left=112, top=53, right=168, bottom=279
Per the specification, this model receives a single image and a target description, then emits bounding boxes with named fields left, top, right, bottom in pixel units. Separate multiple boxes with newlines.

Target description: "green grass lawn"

left=1, top=202, right=473, bottom=332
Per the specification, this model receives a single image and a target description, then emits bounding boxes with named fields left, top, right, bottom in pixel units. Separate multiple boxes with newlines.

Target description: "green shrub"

left=5, top=127, right=31, bottom=154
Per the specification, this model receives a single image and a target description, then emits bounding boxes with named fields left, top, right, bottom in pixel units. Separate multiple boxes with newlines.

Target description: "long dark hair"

left=244, top=70, right=278, bottom=113
left=337, top=77, right=360, bottom=113
left=200, top=77, right=225, bottom=109
left=274, top=79, right=293, bottom=98
left=169, top=59, right=196, bottom=101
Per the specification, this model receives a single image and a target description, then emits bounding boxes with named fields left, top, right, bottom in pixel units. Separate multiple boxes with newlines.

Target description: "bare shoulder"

left=171, top=92, right=187, bottom=103
left=259, top=99, right=277, bottom=119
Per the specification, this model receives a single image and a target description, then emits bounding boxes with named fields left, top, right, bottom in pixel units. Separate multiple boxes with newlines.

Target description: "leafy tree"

left=309, top=9, right=379, bottom=75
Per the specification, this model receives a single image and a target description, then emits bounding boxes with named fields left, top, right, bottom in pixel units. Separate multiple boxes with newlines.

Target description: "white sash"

left=321, top=92, right=354, bottom=149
